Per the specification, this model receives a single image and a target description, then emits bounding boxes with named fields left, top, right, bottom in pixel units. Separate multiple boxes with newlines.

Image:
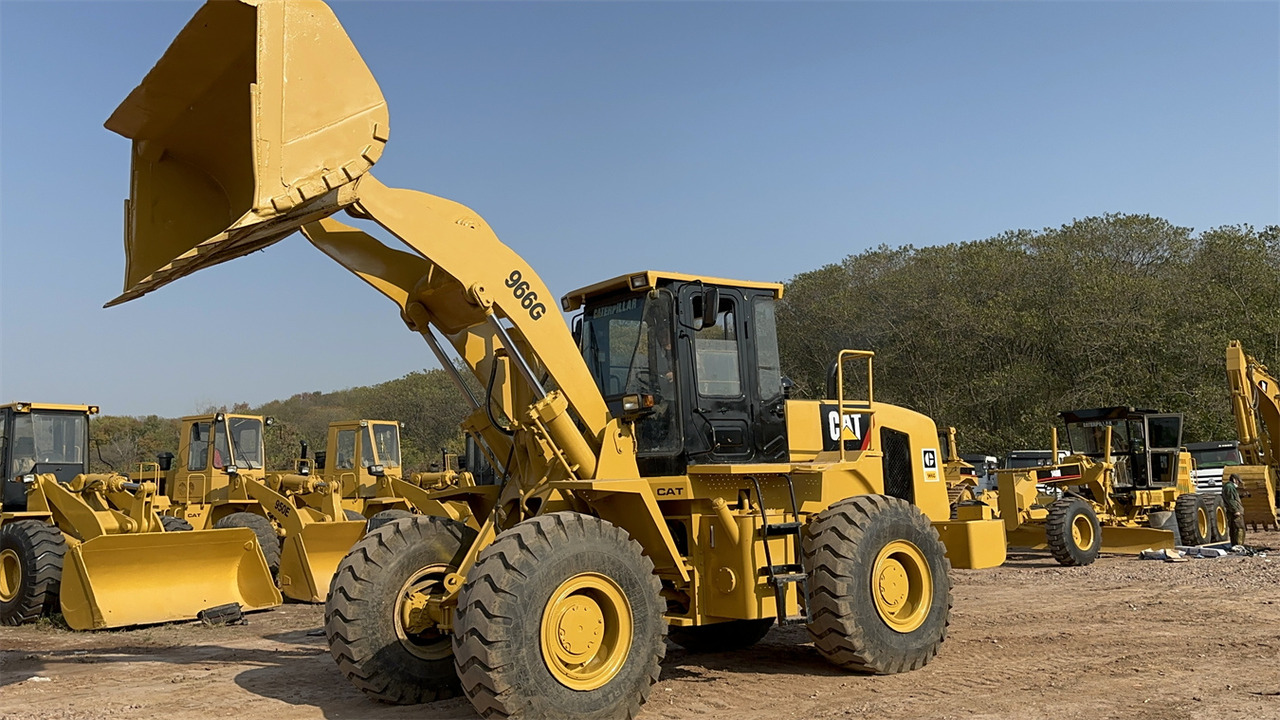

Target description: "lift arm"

left=1227, top=341, right=1280, bottom=469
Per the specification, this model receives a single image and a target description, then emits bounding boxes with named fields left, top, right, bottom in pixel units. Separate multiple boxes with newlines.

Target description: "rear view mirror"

left=701, top=287, right=719, bottom=329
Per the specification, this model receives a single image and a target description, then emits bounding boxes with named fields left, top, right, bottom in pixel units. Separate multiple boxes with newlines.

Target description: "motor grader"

left=299, top=419, right=490, bottom=530
left=149, top=411, right=366, bottom=602
left=0, top=402, right=280, bottom=630
left=996, top=406, right=1224, bottom=566
left=1225, top=341, right=1280, bottom=530
left=105, top=2, right=1006, bottom=716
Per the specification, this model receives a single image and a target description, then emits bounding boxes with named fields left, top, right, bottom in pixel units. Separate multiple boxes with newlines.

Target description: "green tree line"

left=776, top=214, right=1280, bottom=455
left=91, top=214, right=1279, bottom=470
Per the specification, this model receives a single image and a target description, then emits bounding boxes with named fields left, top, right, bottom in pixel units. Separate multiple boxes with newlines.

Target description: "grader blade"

left=276, top=521, right=368, bottom=602
left=1098, top=526, right=1176, bottom=555
left=104, top=0, right=387, bottom=306
left=58, top=528, right=281, bottom=631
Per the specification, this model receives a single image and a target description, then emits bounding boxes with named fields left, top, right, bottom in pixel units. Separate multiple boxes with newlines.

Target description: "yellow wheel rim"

left=1071, top=514, right=1095, bottom=551
left=540, top=572, right=633, bottom=690
left=871, top=540, right=932, bottom=634
left=0, top=549, right=20, bottom=604
left=1214, top=506, right=1228, bottom=536
left=393, top=563, right=453, bottom=661
left=1196, top=507, right=1209, bottom=539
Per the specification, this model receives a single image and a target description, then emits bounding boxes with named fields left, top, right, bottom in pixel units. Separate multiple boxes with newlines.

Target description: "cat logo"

left=819, top=404, right=873, bottom=452
left=656, top=486, right=683, bottom=497
left=922, top=448, right=940, bottom=483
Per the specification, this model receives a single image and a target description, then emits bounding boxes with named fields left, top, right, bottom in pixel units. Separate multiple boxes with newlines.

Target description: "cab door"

left=679, top=285, right=752, bottom=463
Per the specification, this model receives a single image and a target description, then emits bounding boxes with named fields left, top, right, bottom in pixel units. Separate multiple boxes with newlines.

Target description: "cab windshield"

left=580, top=290, right=679, bottom=452
left=371, top=424, right=401, bottom=468
left=9, top=412, right=86, bottom=474
left=1065, top=420, right=1137, bottom=456
left=1191, top=447, right=1242, bottom=468
left=226, top=417, right=264, bottom=469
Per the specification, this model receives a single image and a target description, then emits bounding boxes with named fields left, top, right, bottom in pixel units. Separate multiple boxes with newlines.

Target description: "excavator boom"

left=1225, top=341, right=1280, bottom=527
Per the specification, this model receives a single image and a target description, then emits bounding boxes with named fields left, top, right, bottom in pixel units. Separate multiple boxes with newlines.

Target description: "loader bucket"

left=58, top=528, right=282, bottom=630
left=276, top=521, right=368, bottom=602
left=104, top=0, right=388, bottom=306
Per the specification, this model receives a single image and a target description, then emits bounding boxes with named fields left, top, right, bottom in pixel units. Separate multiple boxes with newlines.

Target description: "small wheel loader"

left=0, top=403, right=280, bottom=630
left=996, top=406, right=1220, bottom=566
left=149, top=412, right=366, bottom=602
left=104, top=1, right=1007, bottom=716
left=298, top=419, right=491, bottom=531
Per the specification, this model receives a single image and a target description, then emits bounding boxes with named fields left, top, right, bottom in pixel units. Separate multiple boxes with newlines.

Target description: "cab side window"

left=188, top=422, right=210, bottom=471
left=691, top=296, right=741, bottom=397
left=336, top=430, right=356, bottom=469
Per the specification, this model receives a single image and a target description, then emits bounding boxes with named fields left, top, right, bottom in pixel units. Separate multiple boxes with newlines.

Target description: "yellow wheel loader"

left=150, top=412, right=366, bottom=602
left=105, top=2, right=1007, bottom=716
left=1225, top=341, right=1280, bottom=529
left=996, top=406, right=1214, bottom=566
left=0, top=403, right=280, bottom=630
left=301, top=419, right=487, bottom=531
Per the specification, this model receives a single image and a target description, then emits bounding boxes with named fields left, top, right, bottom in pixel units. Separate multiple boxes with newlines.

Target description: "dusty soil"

left=3, top=530, right=1279, bottom=720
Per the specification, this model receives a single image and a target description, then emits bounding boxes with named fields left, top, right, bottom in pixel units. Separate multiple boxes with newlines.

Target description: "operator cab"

left=0, top=403, right=95, bottom=511
left=564, top=271, right=788, bottom=477
left=170, top=413, right=267, bottom=496
left=1060, top=407, right=1183, bottom=489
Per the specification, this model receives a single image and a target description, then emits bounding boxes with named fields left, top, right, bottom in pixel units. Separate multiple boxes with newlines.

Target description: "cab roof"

left=2, top=402, right=98, bottom=414
left=1058, top=407, right=1165, bottom=423
left=561, top=270, right=784, bottom=312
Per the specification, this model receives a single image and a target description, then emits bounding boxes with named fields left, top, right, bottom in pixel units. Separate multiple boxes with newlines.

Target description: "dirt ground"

left=3, top=530, right=1278, bottom=720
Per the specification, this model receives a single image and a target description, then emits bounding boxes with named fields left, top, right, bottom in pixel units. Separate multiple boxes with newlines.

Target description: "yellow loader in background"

left=149, top=412, right=366, bottom=602
left=996, top=406, right=1219, bottom=566
left=1225, top=341, right=1280, bottom=529
left=302, top=419, right=491, bottom=530
left=0, top=403, right=280, bottom=630
left=106, top=2, right=1007, bottom=717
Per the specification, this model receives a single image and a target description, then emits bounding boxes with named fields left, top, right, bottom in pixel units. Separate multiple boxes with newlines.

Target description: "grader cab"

left=0, top=403, right=280, bottom=630
left=106, top=1, right=1006, bottom=716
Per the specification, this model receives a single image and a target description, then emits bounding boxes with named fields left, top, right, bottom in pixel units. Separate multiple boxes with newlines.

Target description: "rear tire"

left=160, top=516, right=193, bottom=532
left=669, top=618, right=774, bottom=653
left=326, top=516, right=477, bottom=705
left=0, top=520, right=66, bottom=626
left=1175, top=494, right=1209, bottom=546
left=366, top=509, right=414, bottom=532
left=1045, top=498, right=1101, bottom=566
left=453, top=512, right=666, bottom=719
left=215, top=512, right=281, bottom=576
left=1200, top=495, right=1227, bottom=543
left=803, top=495, right=952, bottom=674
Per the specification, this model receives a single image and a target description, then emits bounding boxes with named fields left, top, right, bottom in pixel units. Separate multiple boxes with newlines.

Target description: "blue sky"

left=2, top=1, right=1277, bottom=417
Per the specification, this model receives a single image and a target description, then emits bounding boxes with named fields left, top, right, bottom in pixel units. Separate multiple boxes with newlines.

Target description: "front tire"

left=326, top=516, right=478, bottom=705
left=160, top=516, right=193, bottom=532
left=803, top=495, right=953, bottom=674
left=1175, top=494, right=1209, bottom=546
left=215, top=512, right=281, bottom=576
left=453, top=512, right=666, bottom=719
left=0, top=520, right=66, bottom=626
left=366, top=509, right=414, bottom=532
left=1045, top=498, right=1101, bottom=566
